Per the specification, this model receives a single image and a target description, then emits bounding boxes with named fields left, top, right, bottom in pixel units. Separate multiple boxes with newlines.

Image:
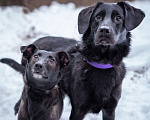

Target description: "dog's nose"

left=35, top=63, right=43, bottom=69
left=100, top=28, right=110, bottom=34
left=100, top=28, right=111, bottom=35
left=99, top=26, right=111, bottom=35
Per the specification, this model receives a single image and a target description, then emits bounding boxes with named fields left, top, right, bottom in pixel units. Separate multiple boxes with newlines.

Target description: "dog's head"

left=78, top=2, right=145, bottom=45
left=21, top=44, right=69, bottom=90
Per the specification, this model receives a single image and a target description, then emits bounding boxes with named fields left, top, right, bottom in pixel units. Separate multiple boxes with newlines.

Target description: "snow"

left=0, top=1, right=150, bottom=120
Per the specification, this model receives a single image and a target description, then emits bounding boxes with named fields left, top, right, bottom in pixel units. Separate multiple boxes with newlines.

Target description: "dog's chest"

left=75, top=65, right=118, bottom=104
left=90, top=69, right=116, bottom=99
left=27, top=99, right=50, bottom=119
left=27, top=90, right=53, bottom=119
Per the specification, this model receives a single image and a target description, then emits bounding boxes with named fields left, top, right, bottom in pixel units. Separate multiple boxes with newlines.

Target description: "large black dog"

left=63, top=2, right=144, bottom=120
left=18, top=44, right=69, bottom=120
left=58, top=2, right=145, bottom=120
left=0, top=1, right=145, bottom=120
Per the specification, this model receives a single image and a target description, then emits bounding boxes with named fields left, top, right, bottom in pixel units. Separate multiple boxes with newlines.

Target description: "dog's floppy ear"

left=57, top=52, right=69, bottom=69
left=20, top=44, right=38, bottom=61
left=78, top=2, right=104, bottom=34
left=117, top=2, right=145, bottom=31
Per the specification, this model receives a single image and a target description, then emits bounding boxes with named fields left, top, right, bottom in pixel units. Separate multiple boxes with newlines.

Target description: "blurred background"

left=0, top=0, right=150, bottom=120
left=0, top=0, right=138, bottom=11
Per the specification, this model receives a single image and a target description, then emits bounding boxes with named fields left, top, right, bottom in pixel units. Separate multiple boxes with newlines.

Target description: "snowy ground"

left=0, top=1, right=150, bottom=120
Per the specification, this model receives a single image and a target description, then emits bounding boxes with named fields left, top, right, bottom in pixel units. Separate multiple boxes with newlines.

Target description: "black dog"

left=0, top=36, right=77, bottom=115
left=17, top=44, right=69, bottom=120
left=58, top=1, right=145, bottom=120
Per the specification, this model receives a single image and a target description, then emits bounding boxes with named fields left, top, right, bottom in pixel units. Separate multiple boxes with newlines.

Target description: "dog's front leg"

left=14, top=98, right=21, bottom=115
left=69, top=102, right=91, bottom=120
left=18, top=99, right=29, bottom=120
left=102, top=108, right=116, bottom=120
left=70, top=108, right=86, bottom=120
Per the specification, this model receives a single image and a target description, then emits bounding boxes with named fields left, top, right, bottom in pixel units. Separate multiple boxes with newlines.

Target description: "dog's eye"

left=50, top=58, right=55, bottom=62
left=115, top=15, right=122, bottom=22
left=34, top=55, right=38, bottom=59
left=95, top=15, right=102, bottom=21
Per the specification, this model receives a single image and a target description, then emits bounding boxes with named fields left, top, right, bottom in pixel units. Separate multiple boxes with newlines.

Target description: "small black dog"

left=0, top=36, right=77, bottom=115
left=17, top=44, right=69, bottom=120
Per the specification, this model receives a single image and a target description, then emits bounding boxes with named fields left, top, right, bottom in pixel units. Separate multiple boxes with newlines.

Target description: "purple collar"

left=86, top=60, right=113, bottom=69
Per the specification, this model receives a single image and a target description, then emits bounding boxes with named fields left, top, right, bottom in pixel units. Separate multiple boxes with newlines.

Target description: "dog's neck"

left=80, top=31, right=131, bottom=66
left=27, top=86, right=52, bottom=102
left=25, top=85, right=59, bottom=119
left=83, top=58, right=113, bottom=69
left=24, top=73, right=58, bottom=102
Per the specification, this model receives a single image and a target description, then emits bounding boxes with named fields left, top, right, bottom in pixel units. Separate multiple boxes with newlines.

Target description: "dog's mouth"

left=94, top=34, right=115, bottom=45
left=95, top=37, right=114, bottom=45
left=26, top=68, right=57, bottom=91
left=98, top=39, right=110, bottom=44
left=32, top=71, right=48, bottom=79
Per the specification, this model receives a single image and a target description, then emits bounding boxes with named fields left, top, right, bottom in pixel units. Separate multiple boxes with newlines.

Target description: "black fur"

left=19, top=85, right=63, bottom=120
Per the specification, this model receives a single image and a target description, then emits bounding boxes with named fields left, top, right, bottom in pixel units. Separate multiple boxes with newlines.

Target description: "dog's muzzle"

left=32, top=63, right=48, bottom=79
left=94, top=26, right=114, bottom=45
